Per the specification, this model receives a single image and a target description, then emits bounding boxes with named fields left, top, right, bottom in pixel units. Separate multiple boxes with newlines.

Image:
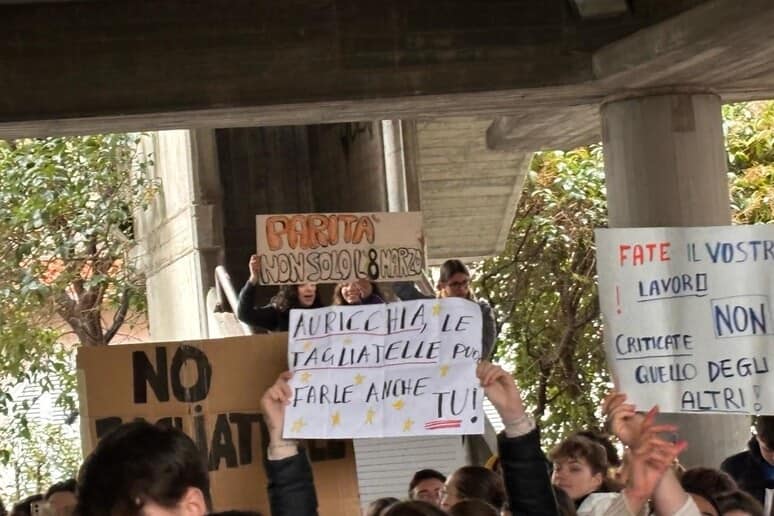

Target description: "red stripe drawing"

left=424, top=419, right=462, bottom=430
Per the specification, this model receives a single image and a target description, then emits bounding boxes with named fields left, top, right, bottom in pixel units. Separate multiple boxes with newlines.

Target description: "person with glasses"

left=394, top=259, right=497, bottom=360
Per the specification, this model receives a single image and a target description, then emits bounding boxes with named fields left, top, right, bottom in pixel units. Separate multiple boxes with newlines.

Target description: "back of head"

left=449, top=466, right=506, bottom=510
left=717, top=490, right=764, bottom=516
left=11, top=495, right=43, bottom=516
left=365, top=497, right=399, bottom=516
left=680, top=467, right=737, bottom=496
left=77, top=421, right=211, bottom=516
left=45, top=479, right=77, bottom=500
left=381, top=501, right=446, bottom=516
left=755, top=415, right=774, bottom=447
left=447, top=499, right=498, bottom=516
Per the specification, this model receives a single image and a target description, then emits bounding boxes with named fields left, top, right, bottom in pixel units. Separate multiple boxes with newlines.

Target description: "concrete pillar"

left=135, top=129, right=224, bottom=341
left=600, top=90, right=749, bottom=468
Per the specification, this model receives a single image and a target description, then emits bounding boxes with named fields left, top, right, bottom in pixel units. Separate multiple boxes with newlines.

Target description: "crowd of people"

left=2, top=256, right=771, bottom=516
left=4, top=365, right=769, bottom=516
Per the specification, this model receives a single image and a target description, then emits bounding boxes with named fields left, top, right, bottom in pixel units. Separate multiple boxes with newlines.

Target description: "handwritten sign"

left=255, top=212, right=424, bottom=284
left=595, top=225, right=774, bottom=415
left=77, top=335, right=361, bottom=515
left=282, top=299, right=484, bottom=438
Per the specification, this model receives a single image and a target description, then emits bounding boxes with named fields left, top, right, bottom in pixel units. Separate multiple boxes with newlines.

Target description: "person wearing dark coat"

left=237, top=254, right=322, bottom=332
left=721, top=416, right=774, bottom=514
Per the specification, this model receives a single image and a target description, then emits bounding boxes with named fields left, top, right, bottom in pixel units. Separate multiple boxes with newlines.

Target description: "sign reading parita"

left=595, top=225, right=774, bottom=416
left=255, top=212, right=424, bottom=284
left=283, top=298, right=485, bottom=439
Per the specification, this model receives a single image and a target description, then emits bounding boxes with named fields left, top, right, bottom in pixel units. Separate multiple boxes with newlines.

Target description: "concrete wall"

left=135, top=130, right=224, bottom=341
left=216, top=122, right=387, bottom=307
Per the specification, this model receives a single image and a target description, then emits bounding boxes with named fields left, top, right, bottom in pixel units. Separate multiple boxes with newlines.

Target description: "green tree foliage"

left=475, top=101, right=774, bottom=447
left=475, top=145, right=608, bottom=445
left=724, top=102, right=774, bottom=223
left=0, top=421, right=81, bottom=501
left=0, top=134, right=157, bottom=477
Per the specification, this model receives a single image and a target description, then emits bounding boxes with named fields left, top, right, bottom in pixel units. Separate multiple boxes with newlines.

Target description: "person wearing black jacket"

left=237, top=255, right=322, bottom=332
left=259, top=365, right=560, bottom=516
left=721, top=416, right=774, bottom=514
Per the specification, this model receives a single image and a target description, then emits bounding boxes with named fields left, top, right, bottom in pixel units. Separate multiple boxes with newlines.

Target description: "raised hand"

left=260, top=371, right=293, bottom=441
left=248, top=254, right=261, bottom=284
left=603, top=392, right=676, bottom=448
left=476, top=361, right=526, bottom=423
left=623, top=406, right=687, bottom=513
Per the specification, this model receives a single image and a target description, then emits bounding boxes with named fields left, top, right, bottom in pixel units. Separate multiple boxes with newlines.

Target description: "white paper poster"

left=596, top=225, right=774, bottom=415
left=282, top=299, right=485, bottom=438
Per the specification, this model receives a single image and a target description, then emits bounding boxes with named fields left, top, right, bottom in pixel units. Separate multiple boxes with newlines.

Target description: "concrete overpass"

left=4, top=0, right=774, bottom=475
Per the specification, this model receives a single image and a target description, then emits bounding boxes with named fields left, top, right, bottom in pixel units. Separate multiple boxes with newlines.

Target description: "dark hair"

left=755, top=415, right=774, bottom=447
left=575, top=430, right=621, bottom=468
left=717, top=490, right=764, bottom=516
left=448, top=466, right=506, bottom=510
left=45, top=479, right=77, bottom=499
left=271, top=284, right=321, bottom=312
left=680, top=467, right=737, bottom=496
left=552, top=486, right=577, bottom=516
left=77, top=421, right=211, bottom=516
left=438, top=260, right=470, bottom=285
left=210, top=511, right=263, bottom=516
left=332, top=281, right=384, bottom=305
left=365, top=497, right=400, bottom=516
left=409, top=469, right=446, bottom=494
left=10, top=495, right=43, bottom=516
left=381, top=501, right=446, bottom=516
left=549, top=435, right=609, bottom=477
left=447, top=499, right=498, bottom=516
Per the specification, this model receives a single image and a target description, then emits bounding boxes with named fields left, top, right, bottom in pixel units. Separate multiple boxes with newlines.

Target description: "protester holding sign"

left=394, top=259, right=497, bottom=360
left=260, top=361, right=560, bottom=515
left=237, top=254, right=323, bottom=332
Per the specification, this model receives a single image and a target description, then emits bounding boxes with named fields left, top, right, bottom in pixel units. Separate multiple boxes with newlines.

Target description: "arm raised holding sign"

left=261, top=372, right=318, bottom=516
left=477, top=361, right=559, bottom=516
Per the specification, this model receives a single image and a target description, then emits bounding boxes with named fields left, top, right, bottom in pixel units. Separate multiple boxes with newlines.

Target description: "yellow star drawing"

left=403, top=418, right=414, bottom=432
left=432, top=303, right=442, bottom=316
left=392, top=399, right=405, bottom=410
left=439, top=364, right=450, bottom=377
left=300, top=371, right=312, bottom=383
left=331, top=411, right=341, bottom=427
left=303, top=341, right=314, bottom=351
left=291, top=418, right=306, bottom=433
left=354, top=373, right=366, bottom=385
left=342, top=337, right=352, bottom=345
left=365, top=408, right=376, bottom=425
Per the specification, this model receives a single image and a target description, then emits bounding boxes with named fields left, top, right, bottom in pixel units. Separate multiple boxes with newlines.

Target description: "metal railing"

left=214, top=265, right=254, bottom=335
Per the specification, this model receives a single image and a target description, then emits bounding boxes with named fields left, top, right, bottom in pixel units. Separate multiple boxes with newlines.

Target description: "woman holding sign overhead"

left=394, top=259, right=497, bottom=359
left=237, top=254, right=323, bottom=332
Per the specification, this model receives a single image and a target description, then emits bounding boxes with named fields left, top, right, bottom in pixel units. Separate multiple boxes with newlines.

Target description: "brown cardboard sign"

left=255, top=212, right=424, bottom=284
left=77, top=334, right=360, bottom=515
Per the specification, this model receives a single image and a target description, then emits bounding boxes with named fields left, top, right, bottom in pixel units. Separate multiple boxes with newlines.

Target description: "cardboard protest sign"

left=596, top=225, right=774, bottom=415
left=282, top=298, right=484, bottom=438
left=77, top=334, right=361, bottom=516
left=255, top=212, right=424, bottom=284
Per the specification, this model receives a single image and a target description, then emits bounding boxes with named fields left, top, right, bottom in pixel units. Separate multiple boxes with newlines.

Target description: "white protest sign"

left=255, top=212, right=424, bottom=284
left=595, top=225, right=774, bottom=415
left=282, top=298, right=484, bottom=438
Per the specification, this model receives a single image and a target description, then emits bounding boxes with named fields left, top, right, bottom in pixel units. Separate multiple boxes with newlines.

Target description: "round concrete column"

left=601, top=90, right=748, bottom=468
